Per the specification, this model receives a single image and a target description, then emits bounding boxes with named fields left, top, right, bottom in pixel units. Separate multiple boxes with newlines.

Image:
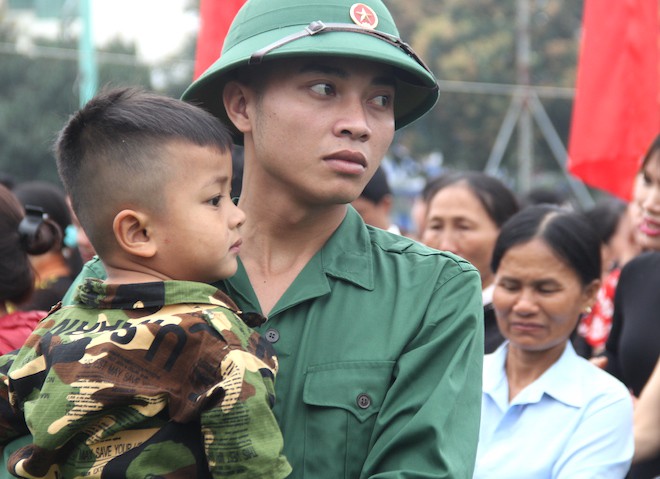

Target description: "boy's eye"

left=208, top=195, right=222, bottom=207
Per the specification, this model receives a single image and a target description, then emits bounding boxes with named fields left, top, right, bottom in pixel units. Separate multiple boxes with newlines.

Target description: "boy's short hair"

left=55, top=87, right=233, bottom=257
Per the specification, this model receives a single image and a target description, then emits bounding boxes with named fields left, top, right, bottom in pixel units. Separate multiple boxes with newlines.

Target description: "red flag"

left=568, top=0, right=660, bottom=200
left=193, top=0, right=246, bottom=80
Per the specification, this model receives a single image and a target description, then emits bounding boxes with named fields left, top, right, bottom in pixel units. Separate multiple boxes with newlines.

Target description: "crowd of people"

left=382, top=135, right=658, bottom=478
left=0, top=0, right=656, bottom=477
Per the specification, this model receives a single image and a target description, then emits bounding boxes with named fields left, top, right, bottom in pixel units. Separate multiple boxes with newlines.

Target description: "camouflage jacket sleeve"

left=5, top=281, right=291, bottom=479
left=194, top=324, right=292, bottom=477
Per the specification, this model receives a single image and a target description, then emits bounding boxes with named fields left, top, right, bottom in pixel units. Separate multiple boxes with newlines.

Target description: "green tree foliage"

left=388, top=0, right=583, bottom=190
left=0, top=28, right=151, bottom=184
left=0, top=40, right=73, bottom=183
left=152, top=36, right=196, bottom=100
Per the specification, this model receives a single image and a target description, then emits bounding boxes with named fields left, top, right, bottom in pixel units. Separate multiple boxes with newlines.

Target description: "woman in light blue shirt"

left=474, top=205, right=634, bottom=479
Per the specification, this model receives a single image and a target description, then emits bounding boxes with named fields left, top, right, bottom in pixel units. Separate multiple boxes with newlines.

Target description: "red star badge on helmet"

left=350, top=3, right=379, bottom=29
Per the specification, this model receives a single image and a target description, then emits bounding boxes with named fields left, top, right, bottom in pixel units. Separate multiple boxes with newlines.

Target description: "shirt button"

left=265, top=328, right=280, bottom=343
left=356, top=393, right=371, bottom=409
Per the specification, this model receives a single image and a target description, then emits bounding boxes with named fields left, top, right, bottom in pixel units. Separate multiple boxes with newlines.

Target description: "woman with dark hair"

left=420, top=171, right=519, bottom=352
left=12, top=181, right=80, bottom=312
left=577, top=197, right=640, bottom=357
left=600, top=133, right=660, bottom=477
left=0, top=184, right=60, bottom=354
left=474, top=205, right=633, bottom=478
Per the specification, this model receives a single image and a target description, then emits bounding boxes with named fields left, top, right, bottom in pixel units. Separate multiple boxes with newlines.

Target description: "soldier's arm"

left=361, top=264, right=484, bottom=479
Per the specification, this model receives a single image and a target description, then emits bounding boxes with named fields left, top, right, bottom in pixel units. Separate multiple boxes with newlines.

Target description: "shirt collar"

left=534, top=342, right=584, bottom=408
left=484, top=341, right=585, bottom=409
left=320, top=206, right=374, bottom=291
left=482, top=342, right=509, bottom=411
left=224, top=206, right=375, bottom=316
left=77, top=278, right=238, bottom=311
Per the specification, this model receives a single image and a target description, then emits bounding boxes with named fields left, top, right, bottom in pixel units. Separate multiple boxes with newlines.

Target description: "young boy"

left=0, top=87, right=291, bottom=479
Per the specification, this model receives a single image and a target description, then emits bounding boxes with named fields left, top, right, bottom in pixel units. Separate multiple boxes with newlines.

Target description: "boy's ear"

left=112, top=209, right=157, bottom=258
left=223, top=81, right=252, bottom=134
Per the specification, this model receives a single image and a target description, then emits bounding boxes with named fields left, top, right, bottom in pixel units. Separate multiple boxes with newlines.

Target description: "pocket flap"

left=303, top=361, right=394, bottom=422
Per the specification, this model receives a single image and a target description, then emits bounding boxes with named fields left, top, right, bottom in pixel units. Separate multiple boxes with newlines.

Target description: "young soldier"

left=60, top=0, right=485, bottom=476
left=182, top=0, right=484, bottom=477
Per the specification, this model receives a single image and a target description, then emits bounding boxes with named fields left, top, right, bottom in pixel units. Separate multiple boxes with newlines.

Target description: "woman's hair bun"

left=18, top=206, right=62, bottom=255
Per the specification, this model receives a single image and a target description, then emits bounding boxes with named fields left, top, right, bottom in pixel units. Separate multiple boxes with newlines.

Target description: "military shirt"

left=57, top=207, right=484, bottom=478
left=0, top=279, right=291, bottom=479
left=224, top=208, right=484, bottom=478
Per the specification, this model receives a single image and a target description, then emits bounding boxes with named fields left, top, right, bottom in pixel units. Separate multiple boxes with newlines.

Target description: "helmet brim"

left=182, top=26, right=439, bottom=144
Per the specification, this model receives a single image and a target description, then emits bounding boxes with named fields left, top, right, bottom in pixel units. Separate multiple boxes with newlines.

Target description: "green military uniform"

left=223, top=208, right=484, bottom=478
left=52, top=0, right=484, bottom=474
left=0, top=279, right=291, bottom=479
left=57, top=208, right=484, bottom=478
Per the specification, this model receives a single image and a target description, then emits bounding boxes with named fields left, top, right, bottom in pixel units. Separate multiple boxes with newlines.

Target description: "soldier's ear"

left=112, top=209, right=157, bottom=258
left=223, top=81, right=253, bottom=135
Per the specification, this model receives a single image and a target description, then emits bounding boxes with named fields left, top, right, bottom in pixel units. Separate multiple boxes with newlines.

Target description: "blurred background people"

left=12, top=181, right=81, bottom=311
left=518, top=185, right=570, bottom=210
left=407, top=175, right=441, bottom=241
left=576, top=197, right=640, bottom=357
left=0, top=184, right=60, bottom=354
left=474, top=205, right=633, bottom=479
left=584, top=197, right=639, bottom=273
left=601, top=133, right=660, bottom=478
left=65, top=196, right=96, bottom=264
left=352, top=166, right=401, bottom=234
left=420, top=171, right=519, bottom=353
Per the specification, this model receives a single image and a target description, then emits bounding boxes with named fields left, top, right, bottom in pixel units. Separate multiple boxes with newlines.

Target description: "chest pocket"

left=300, top=361, right=394, bottom=478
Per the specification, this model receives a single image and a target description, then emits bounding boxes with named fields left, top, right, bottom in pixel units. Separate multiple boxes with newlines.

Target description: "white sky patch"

left=90, top=0, right=198, bottom=63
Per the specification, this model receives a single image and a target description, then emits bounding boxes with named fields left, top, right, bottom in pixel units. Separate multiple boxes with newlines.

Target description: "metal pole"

left=78, top=0, right=97, bottom=107
left=516, top=0, right=532, bottom=192
left=529, top=94, right=594, bottom=208
left=485, top=94, right=524, bottom=174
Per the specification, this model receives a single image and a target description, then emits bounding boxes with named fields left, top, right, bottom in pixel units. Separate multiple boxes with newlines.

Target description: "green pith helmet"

left=182, top=0, right=439, bottom=143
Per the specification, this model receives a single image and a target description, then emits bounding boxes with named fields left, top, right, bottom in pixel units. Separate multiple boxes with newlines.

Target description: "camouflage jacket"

left=0, top=279, right=291, bottom=479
